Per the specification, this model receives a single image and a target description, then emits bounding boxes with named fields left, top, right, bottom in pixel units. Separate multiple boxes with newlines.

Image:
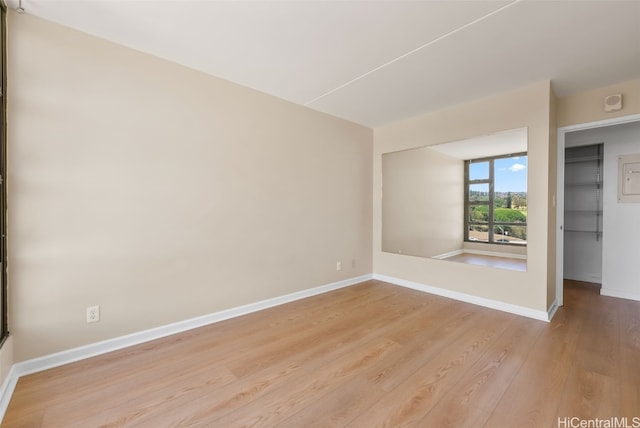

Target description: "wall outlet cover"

left=86, top=305, right=100, bottom=323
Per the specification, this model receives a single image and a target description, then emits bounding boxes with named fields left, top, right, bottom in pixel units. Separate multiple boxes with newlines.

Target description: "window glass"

left=469, top=183, right=489, bottom=202
left=468, top=225, right=489, bottom=242
left=468, top=206, right=488, bottom=223
left=465, top=154, right=527, bottom=245
left=468, top=161, right=489, bottom=180
left=494, top=156, right=527, bottom=211
left=501, top=226, right=527, bottom=244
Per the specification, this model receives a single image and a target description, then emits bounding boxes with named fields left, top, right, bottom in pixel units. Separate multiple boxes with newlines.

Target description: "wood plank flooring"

left=3, top=279, right=639, bottom=427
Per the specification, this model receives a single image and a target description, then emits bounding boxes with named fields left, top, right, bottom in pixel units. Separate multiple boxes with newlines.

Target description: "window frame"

left=464, top=152, right=527, bottom=246
left=0, top=3, right=7, bottom=345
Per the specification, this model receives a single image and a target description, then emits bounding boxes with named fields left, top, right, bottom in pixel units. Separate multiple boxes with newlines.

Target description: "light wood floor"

left=3, top=280, right=639, bottom=427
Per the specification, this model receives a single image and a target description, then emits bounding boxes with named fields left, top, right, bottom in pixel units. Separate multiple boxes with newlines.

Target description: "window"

left=465, top=153, right=527, bottom=245
left=0, top=4, right=7, bottom=343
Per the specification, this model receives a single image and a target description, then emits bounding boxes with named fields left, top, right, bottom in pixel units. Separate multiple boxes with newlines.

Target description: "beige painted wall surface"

left=462, top=241, right=526, bottom=257
left=547, top=87, right=558, bottom=308
left=7, top=13, right=373, bottom=361
left=382, top=147, right=463, bottom=258
left=374, top=81, right=553, bottom=311
left=557, top=78, right=640, bottom=128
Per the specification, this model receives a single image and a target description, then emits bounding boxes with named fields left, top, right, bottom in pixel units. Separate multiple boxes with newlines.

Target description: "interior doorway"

left=556, top=113, right=640, bottom=307
left=563, top=142, right=603, bottom=283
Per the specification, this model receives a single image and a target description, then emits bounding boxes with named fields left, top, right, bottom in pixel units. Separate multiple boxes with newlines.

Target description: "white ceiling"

left=428, top=127, right=528, bottom=160
left=7, top=0, right=640, bottom=128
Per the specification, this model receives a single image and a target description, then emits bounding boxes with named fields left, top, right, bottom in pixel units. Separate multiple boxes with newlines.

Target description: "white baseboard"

left=600, top=287, right=640, bottom=302
left=373, top=273, right=552, bottom=322
left=0, top=365, right=18, bottom=423
left=563, top=273, right=601, bottom=284
left=0, top=273, right=372, bottom=422
left=432, top=249, right=464, bottom=260
left=547, top=299, right=560, bottom=321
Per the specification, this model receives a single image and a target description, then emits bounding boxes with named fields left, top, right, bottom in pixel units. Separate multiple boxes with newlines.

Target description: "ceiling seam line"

left=303, top=0, right=523, bottom=107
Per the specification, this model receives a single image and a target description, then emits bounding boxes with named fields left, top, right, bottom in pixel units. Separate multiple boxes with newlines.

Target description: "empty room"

left=0, top=0, right=639, bottom=427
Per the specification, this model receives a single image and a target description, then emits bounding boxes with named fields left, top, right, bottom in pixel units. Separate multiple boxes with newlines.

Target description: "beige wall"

left=381, top=147, right=463, bottom=258
left=374, top=81, right=554, bottom=312
left=462, top=241, right=527, bottom=257
left=547, top=87, right=558, bottom=308
left=5, top=10, right=637, bottom=365
left=557, top=78, right=640, bottom=128
left=7, top=12, right=373, bottom=361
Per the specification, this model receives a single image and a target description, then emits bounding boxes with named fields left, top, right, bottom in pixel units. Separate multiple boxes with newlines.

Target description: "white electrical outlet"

left=336, top=261, right=342, bottom=271
left=86, top=305, right=100, bottom=323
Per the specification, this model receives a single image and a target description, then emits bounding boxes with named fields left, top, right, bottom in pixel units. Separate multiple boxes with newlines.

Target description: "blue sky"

left=495, top=156, right=527, bottom=192
left=469, top=156, right=528, bottom=192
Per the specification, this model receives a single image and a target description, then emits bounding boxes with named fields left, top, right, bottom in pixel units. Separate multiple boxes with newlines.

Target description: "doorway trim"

left=556, top=113, right=640, bottom=306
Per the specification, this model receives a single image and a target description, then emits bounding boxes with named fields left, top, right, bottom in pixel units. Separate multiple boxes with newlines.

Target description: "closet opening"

left=563, top=143, right=603, bottom=285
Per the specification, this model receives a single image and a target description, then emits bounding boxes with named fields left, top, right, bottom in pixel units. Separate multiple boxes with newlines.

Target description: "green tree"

left=494, top=208, right=526, bottom=223
left=470, top=205, right=488, bottom=222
